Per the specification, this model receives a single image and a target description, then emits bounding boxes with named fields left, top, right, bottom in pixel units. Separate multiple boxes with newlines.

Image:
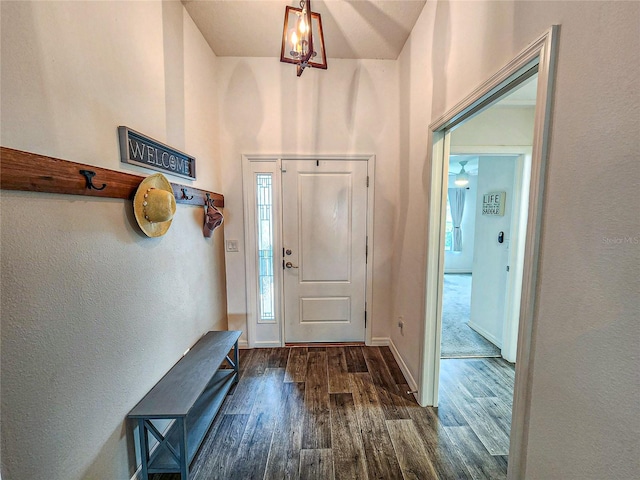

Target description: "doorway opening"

left=441, top=73, right=537, bottom=359
left=441, top=147, right=534, bottom=361
left=418, top=26, right=558, bottom=478
left=437, top=73, right=539, bottom=471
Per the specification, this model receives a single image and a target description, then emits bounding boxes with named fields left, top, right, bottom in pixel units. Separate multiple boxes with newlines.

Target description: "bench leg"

left=178, top=417, right=189, bottom=479
left=138, top=419, right=150, bottom=480
left=233, top=340, right=239, bottom=384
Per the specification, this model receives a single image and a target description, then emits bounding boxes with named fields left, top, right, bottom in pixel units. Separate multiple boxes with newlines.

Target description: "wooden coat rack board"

left=0, top=146, right=224, bottom=208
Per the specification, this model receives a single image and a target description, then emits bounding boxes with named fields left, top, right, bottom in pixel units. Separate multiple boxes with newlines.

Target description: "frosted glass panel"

left=257, top=174, right=274, bottom=322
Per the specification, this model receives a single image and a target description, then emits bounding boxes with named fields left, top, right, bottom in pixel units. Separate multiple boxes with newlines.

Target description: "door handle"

left=285, top=262, right=299, bottom=269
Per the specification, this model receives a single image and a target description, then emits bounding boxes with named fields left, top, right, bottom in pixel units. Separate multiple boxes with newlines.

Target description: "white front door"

left=281, top=159, right=368, bottom=343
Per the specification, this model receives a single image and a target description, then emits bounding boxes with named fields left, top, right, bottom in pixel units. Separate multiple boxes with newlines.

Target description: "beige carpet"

left=440, top=274, right=501, bottom=358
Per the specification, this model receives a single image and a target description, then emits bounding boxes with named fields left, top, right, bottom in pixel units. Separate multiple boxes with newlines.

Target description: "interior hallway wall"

left=469, top=156, right=518, bottom=347
left=1, top=2, right=225, bottom=479
left=216, top=57, right=399, bottom=346
left=395, top=1, right=639, bottom=478
left=451, top=105, right=535, bottom=148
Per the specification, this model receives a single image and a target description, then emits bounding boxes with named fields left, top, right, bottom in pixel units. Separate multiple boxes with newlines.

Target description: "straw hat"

left=133, top=173, right=176, bottom=237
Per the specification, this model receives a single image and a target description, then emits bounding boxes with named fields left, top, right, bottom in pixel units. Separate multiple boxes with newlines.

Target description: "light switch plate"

left=225, top=240, right=239, bottom=252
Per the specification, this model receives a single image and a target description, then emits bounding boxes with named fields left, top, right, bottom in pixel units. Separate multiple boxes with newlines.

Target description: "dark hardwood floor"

left=150, top=347, right=514, bottom=480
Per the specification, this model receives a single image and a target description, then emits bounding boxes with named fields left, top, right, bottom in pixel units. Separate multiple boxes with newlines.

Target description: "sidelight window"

left=256, top=174, right=275, bottom=322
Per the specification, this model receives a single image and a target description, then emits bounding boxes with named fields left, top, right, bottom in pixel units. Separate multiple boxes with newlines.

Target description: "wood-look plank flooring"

left=150, top=347, right=514, bottom=480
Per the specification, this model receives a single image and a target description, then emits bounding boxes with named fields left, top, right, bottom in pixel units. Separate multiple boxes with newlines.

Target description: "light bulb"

left=454, top=177, right=469, bottom=187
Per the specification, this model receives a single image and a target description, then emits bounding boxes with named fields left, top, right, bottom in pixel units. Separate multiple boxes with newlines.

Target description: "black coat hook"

left=79, top=170, right=106, bottom=191
left=181, top=188, right=193, bottom=200
left=206, top=192, right=212, bottom=207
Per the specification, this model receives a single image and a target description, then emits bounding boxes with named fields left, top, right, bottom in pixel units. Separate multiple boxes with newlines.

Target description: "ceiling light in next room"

left=280, top=0, right=327, bottom=77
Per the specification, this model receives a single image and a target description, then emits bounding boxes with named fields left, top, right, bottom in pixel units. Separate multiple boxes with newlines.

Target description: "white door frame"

left=418, top=26, right=559, bottom=480
left=242, top=154, right=376, bottom=348
left=502, top=150, right=531, bottom=363
left=242, top=156, right=282, bottom=348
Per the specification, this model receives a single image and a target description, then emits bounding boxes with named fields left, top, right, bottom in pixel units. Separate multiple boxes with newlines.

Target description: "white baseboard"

left=388, top=338, right=418, bottom=394
left=238, top=339, right=249, bottom=349
left=444, top=269, right=472, bottom=274
left=367, top=337, right=418, bottom=394
left=370, top=336, right=390, bottom=346
left=468, top=321, right=502, bottom=348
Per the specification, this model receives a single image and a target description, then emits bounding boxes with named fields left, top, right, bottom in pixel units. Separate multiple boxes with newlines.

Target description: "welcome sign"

left=118, top=126, right=196, bottom=180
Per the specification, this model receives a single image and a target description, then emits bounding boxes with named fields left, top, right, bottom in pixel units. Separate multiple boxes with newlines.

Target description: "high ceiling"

left=182, top=0, right=427, bottom=60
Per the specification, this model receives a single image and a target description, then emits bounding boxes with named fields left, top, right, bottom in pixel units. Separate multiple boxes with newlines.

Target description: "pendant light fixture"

left=280, top=0, right=327, bottom=77
left=454, top=161, right=470, bottom=187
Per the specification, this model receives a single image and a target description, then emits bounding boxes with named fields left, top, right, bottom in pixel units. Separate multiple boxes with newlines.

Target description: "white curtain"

left=448, top=188, right=466, bottom=251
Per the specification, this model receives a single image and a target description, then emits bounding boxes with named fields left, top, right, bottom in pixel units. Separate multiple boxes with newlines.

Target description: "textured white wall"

left=393, top=0, right=436, bottom=389
left=0, top=2, right=226, bottom=479
left=216, top=57, right=399, bottom=346
left=396, top=1, right=640, bottom=478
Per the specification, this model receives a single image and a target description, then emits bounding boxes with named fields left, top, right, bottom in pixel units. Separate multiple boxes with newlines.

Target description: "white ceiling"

left=498, top=75, right=538, bottom=107
left=182, top=0, right=428, bottom=60
left=449, top=156, right=479, bottom=176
